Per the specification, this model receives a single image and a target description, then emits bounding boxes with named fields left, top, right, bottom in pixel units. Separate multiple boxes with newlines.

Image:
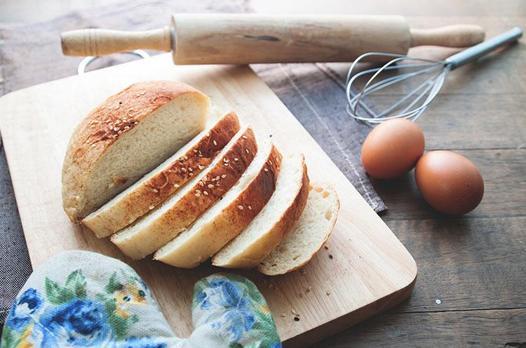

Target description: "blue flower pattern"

left=3, top=266, right=280, bottom=348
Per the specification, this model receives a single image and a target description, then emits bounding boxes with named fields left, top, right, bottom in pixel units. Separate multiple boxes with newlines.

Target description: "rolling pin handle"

left=410, top=25, right=485, bottom=48
left=61, top=27, right=172, bottom=57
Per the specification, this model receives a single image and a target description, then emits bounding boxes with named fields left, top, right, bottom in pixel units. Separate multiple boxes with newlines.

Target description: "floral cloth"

left=1, top=251, right=281, bottom=348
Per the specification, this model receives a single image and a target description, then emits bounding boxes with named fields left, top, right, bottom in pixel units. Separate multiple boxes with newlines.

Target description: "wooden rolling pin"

left=61, top=14, right=485, bottom=64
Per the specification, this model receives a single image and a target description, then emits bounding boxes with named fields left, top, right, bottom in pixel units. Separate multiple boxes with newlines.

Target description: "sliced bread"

left=62, top=81, right=209, bottom=222
left=212, top=153, right=309, bottom=269
left=258, top=184, right=340, bottom=276
left=82, top=112, right=240, bottom=238
left=155, top=141, right=281, bottom=268
left=111, top=127, right=257, bottom=260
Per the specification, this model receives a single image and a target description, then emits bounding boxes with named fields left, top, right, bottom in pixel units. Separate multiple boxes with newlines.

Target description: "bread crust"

left=82, top=112, right=240, bottom=237
left=155, top=145, right=282, bottom=268
left=213, top=156, right=309, bottom=268
left=62, top=81, right=209, bottom=222
left=111, top=127, right=257, bottom=260
left=258, top=184, right=340, bottom=276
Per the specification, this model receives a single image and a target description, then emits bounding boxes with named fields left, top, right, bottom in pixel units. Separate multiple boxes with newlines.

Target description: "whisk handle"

left=445, top=27, right=523, bottom=69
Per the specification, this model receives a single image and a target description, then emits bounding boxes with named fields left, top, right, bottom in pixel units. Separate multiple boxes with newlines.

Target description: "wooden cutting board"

left=0, top=54, right=417, bottom=346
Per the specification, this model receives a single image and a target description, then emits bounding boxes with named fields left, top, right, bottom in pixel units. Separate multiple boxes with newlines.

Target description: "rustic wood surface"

left=1, top=0, right=525, bottom=346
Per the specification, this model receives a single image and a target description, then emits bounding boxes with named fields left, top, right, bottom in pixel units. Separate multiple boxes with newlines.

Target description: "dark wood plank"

left=386, top=216, right=526, bottom=312
left=374, top=149, right=526, bottom=220
left=316, top=308, right=526, bottom=347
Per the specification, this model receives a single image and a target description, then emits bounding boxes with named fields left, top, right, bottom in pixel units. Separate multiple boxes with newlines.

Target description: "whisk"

left=346, top=27, right=523, bottom=126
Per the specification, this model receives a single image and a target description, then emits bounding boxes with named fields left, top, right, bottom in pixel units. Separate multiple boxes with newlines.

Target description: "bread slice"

left=62, top=81, right=209, bottom=222
left=258, top=184, right=340, bottom=276
left=212, top=153, right=309, bottom=269
left=155, top=141, right=281, bottom=268
left=82, top=112, right=240, bottom=238
left=111, top=127, right=257, bottom=260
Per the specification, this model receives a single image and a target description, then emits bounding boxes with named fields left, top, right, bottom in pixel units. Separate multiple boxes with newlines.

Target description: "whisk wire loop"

left=345, top=28, right=522, bottom=126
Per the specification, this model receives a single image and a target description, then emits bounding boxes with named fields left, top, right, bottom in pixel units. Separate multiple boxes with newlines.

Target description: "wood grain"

left=317, top=308, right=526, bottom=347
left=390, top=216, right=526, bottom=312
left=0, top=54, right=417, bottom=345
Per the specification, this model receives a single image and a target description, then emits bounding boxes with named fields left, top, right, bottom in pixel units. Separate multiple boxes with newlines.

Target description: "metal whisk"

left=346, top=27, right=523, bottom=126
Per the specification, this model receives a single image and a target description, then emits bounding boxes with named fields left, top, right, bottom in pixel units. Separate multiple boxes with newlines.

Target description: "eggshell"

left=361, top=119, right=425, bottom=179
left=415, top=151, right=484, bottom=215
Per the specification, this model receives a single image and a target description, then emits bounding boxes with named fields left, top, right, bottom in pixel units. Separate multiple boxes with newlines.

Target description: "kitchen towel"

left=0, top=0, right=384, bottom=326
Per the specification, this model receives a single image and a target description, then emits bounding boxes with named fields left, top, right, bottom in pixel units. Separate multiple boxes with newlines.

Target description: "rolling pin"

left=61, top=14, right=485, bottom=64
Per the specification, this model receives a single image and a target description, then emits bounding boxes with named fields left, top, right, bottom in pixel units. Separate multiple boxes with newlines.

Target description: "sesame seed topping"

left=195, top=193, right=200, bottom=197
left=264, top=168, right=269, bottom=172
left=203, top=191, right=209, bottom=196
left=237, top=205, right=244, bottom=210
left=149, top=205, right=155, bottom=210
left=181, top=168, right=187, bottom=172
left=188, top=168, right=193, bottom=172
left=198, top=165, right=204, bottom=170
left=173, top=183, right=180, bottom=188
left=245, top=149, right=250, bottom=154
left=248, top=205, right=252, bottom=210
left=242, top=135, right=247, bottom=139
left=234, top=158, right=239, bottom=162
left=208, top=184, right=214, bottom=189
left=213, top=140, right=218, bottom=146
left=221, top=174, right=227, bottom=178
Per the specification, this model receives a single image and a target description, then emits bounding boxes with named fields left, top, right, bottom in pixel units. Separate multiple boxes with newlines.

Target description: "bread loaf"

left=62, top=81, right=209, bottom=222
left=212, top=153, right=309, bottom=268
left=111, top=127, right=257, bottom=259
left=258, top=184, right=340, bottom=275
left=82, top=112, right=240, bottom=237
left=155, top=141, right=281, bottom=268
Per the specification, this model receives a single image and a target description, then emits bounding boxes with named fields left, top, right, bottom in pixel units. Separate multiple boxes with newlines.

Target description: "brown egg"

left=361, top=119, right=425, bottom=179
left=415, top=151, right=484, bottom=215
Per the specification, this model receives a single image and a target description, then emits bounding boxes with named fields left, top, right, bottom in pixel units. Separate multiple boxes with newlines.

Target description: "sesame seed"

left=234, top=158, right=239, bottom=162
left=264, top=168, right=269, bottom=172
left=203, top=191, right=209, bottom=196
left=242, top=135, right=247, bottom=139
left=152, top=188, right=158, bottom=193
left=221, top=174, right=227, bottom=178
left=149, top=205, right=155, bottom=210
left=198, top=165, right=204, bottom=170
left=224, top=163, right=229, bottom=166
left=195, top=193, right=200, bottom=197
left=208, top=184, right=214, bottom=189
left=245, top=149, right=250, bottom=154
left=173, top=183, right=180, bottom=188
left=195, top=189, right=201, bottom=194
left=188, top=168, right=193, bottom=172
left=193, top=149, right=198, bottom=153
left=213, top=140, right=218, bottom=146
left=237, top=205, right=244, bottom=210
left=269, top=160, right=273, bottom=165
left=181, top=168, right=187, bottom=172
left=248, top=205, right=252, bottom=210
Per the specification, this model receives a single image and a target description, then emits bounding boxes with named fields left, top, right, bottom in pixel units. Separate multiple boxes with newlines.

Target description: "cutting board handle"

left=60, top=15, right=485, bottom=64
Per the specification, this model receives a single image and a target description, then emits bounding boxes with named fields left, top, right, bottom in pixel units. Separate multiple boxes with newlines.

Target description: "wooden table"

left=1, top=0, right=525, bottom=346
